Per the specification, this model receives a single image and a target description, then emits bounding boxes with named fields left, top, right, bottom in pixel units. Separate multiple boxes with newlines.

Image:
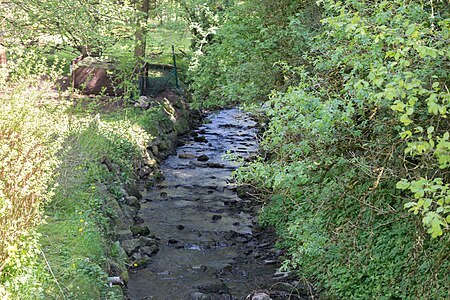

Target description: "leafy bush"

left=187, top=0, right=320, bottom=108
left=0, top=84, right=62, bottom=275
left=231, top=0, right=450, bottom=298
left=0, top=80, right=64, bottom=299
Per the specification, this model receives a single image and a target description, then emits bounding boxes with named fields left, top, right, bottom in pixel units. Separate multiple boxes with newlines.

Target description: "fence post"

left=172, top=45, right=179, bottom=89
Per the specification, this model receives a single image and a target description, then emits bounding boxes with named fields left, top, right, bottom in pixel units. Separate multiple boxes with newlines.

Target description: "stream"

left=125, top=109, right=308, bottom=300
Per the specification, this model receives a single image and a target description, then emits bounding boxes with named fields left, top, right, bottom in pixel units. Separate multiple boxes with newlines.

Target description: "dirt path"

left=125, top=109, right=308, bottom=300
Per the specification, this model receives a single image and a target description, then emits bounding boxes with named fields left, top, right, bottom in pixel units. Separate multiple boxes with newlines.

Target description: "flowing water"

left=125, top=109, right=306, bottom=300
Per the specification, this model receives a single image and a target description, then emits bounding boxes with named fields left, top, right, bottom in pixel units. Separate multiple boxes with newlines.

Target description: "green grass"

left=38, top=123, right=130, bottom=299
left=36, top=99, right=175, bottom=299
left=1, top=17, right=191, bottom=299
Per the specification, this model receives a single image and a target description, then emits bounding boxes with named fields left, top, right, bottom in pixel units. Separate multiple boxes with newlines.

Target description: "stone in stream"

left=121, top=239, right=140, bottom=256
left=130, top=225, right=151, bottom=237
left=211, top=214, right=222, bottom=222
left=125, top=196, right=141, bottom=210
left=140, top=245, right=158, bottom=256
left=197, top=154, right=210, bottom=162
left=116, top=229, right=133, bottom=241
left=125, top=183, right=142, bottom=199
left=139, top=236, right=158, bottom=248
left=251, top=293, right=272, bottom=300
left=198, top=282, right=230, bottom=294
left=206, top=162, right=225, bottom=168
left=264, top=259, right=278, bottom=265
left=168, top=238, right=179, bottom=244
left=189, top=292, right=211, bottom=300
left=176, top=224, right=185, bottom=230
left=179, top=153, right=197, bottom=159
left=194, top=136, right=208, bottom=143
left=133, top=216, right=145, bottom=224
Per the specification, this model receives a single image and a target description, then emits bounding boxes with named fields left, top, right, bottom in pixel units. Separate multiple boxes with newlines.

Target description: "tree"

left=134, top=0, right=150, bottom=69
left=1, top=0, right=136, bottom=55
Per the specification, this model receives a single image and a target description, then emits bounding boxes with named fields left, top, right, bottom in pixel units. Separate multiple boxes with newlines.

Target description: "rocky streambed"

left=123, top=109, right=310, bottom=300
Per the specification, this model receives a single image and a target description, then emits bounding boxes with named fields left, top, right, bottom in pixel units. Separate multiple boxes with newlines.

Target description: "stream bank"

left=122, top=108, right=310, bottom=300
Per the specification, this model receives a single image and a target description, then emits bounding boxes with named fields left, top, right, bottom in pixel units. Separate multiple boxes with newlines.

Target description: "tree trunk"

left=134, top=0, right=150, bottom=71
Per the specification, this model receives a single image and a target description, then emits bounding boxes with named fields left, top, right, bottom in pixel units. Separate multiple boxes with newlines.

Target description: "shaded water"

left=125, top=109, right=302, bottom=300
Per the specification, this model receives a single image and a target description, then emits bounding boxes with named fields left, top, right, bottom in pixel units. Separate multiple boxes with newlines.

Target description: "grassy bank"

left=0, top=80, right=190, bottom=299
left=0, top=16, right=194, bottom=298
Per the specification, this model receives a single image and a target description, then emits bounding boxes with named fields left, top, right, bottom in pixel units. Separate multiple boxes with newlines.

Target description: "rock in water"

left=125, top=196, right=141, bottom=209
left=198, top=282, right=230, bottom=294
left=179, top=153, right=197, bottom=159
left=189, top=292, right=211, bottom=300
left=197, top=154, right=210, bottom=162
left=125, top=183, right=142, bottom=199
left=251, top=293, right=272, bottom=300
left=194, top=136, right=208, bottom=143
left=130, top=225, right=151, bottom=237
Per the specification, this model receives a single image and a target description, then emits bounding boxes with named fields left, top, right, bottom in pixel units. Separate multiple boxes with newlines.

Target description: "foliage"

left=0, top=232, right=51, bottom=299
left=38, top=114, right=148, bottom=299
left=228, top=0, right=450, bottom=298
left=0, top=1, right=190, bottom=299
left=0, top=56, right=173, bottom=299
left=1, top=0, right=136, bottom=55
left=187, top=0, right=321, bottom=108
left=0, top=81, right=62, bottom=280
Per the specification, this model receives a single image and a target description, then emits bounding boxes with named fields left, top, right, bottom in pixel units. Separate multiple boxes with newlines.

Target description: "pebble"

left=168, top=239, right=179, bottom=244
left=189, top=292, right=211, bottom=300
left=179, top=153, right=197, bottom=159
left=194, top=136, right=208, bottom=143
left=251, top=293, right=272, bottom=300
left=211, top=215, right=222, bottom=221
left=197, top=154, right=210, bottom=162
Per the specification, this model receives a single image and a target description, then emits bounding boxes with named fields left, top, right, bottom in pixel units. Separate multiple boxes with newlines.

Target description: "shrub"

left=233, top=0, right=450, bottom=298
left=0, top=81, right=63, bottom=299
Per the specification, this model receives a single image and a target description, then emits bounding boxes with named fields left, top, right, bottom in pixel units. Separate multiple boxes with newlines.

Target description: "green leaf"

left=400, top=130, right=412, bottom=139
left=406, top=24, right=416, bottom=36
left=396, top=180, right=410, bottom=190
left=399, top=113, right=412, bottom=126
left=390, top=101, right=405, bottom=112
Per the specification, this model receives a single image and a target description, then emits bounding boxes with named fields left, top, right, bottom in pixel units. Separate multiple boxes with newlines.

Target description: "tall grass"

left=0, top=81, right=64, bottom=298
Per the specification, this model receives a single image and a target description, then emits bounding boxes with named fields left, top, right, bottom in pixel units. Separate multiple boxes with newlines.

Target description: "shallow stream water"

left=125, top=109, right=306, bottom=300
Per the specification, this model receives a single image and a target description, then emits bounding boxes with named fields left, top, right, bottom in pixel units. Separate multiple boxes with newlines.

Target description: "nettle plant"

left=319, top=0, right=450, bottom=238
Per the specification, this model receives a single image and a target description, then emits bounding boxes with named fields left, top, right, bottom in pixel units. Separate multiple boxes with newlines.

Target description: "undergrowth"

left=0, top=77, right=173, bottom=299
left=190, top=0, right=450, bottom=298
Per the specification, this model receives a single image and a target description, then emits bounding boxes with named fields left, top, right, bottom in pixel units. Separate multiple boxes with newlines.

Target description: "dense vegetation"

left=0, top=1, right=190, bottom=298
left=1, top=0, right=449, bottom=299
left=189, top=0, right=450, bottom=299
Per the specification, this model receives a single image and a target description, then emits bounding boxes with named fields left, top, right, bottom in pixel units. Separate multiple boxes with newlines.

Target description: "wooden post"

left=172, top=45, right=179, bottom=89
